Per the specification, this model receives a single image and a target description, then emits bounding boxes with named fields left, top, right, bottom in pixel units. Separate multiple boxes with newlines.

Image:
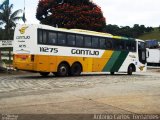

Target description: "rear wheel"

left=127, top=65, right=133, bottom=75
left=40, top=72, right=50, bottom=77
left=57, top=63, right=69, bottom=77
left=70, top=63, right=82, bottom=76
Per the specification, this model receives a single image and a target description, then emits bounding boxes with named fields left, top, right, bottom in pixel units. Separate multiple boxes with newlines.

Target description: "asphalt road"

left=0, top=70, right=160, bottom=114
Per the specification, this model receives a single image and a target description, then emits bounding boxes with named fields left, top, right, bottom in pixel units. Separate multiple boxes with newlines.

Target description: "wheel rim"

left=60, top=66, right=67, bottom=75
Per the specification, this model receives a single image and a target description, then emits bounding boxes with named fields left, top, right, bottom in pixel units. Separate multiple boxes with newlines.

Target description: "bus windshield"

left=138, top=41, right=146, bottom=64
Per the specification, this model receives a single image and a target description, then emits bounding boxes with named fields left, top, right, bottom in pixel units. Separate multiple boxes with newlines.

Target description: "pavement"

left=0, top=69, right=160, bottom=116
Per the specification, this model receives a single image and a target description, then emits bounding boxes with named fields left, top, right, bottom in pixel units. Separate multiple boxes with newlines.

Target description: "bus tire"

left=127, top=65, right=133, bottom=75
left=57, top=63, right=69, bottom=77
left=70, top=63, right=82, bottom=76
left=110, top=72, right=114, bottom=75
left=40, top=72, right=50, bottom=77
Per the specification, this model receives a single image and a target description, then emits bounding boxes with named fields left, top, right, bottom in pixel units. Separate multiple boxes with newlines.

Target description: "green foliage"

left=0, top=28, right=3, bottom=39
left=0, top=29, right=14, bottom=40
left=0, top=2, right=22, bottom=40
left=0, top=0, right=9, bottom=9
left=105, top=24, right=154, bottom=38
left=36, top=0, right=106, bottom=32
left=138, top=29, right=160, bottom=40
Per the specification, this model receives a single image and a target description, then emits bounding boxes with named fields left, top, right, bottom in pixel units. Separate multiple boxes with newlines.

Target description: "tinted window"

left=43, top=31, right=47, bottom=43
left=48, top=32, right=57, bottom=44
left=126, top=41, right=136, bottom=52
left=106, top=38, right=112, bottom=49
left=67, top=34, right=75, bottom=46
left=120, top=40, right=125, bottom=50
left=76, top=35, right=83, bottom=47
left=84, top=36, right=92, bottom=47
left=100, top=38, right=106, bottom=49
left=138, top=42, right=145, bottom=49
left=58, top=33, right=66, bottom=45
left=126, top=41, right=131, bottom=50
left=132, top=41, right=136, bottom=51
left=113, top=39, right=125, bottom=50
left=38, top=30, right=43, bottom=43
left=92, top=37, right=99, bottom=48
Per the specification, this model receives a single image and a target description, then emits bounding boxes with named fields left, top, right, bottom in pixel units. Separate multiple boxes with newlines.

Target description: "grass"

left=138, top=28, right=160, bottom=40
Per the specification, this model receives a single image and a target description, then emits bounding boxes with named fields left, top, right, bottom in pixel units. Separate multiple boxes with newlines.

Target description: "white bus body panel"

left=118, top=52, right=146, bottom=72
left=13, top=25, right=37, bottom=55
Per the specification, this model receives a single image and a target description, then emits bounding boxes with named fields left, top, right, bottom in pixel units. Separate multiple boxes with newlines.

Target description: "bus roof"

left=17, top=24, right=137, bottom=41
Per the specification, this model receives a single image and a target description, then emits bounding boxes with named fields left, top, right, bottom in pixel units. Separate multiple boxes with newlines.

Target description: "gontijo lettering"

left=71, top=49, right=99, bottom=56
left=16, top=36, right=30, bottom=39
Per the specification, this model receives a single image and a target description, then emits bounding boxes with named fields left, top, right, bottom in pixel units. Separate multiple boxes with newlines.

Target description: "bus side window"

left=84, top=36, right=92, bottom=48
left=125, top=41, right=136, bottom=52
left=58, top=33, right=66, bottom=45
left=92, top=37, right=99, bottom=48
left=48, top=32, right=57, bottom=44
left=42, top=30, right=47, bottom=44
left=99, top=38, right=106, bottom=49
left=106, top=38, right=112, bottom=49
left=67, top=34, right=76, bottom=46
left=114, top=39, right=125, bottom=50
left=125, top=41, right=132, bottom=51
left=76, top=35, right=83, bottom=47
left=131, top=41, right=136, bottom=52
left=120, top=40, right=125, bottom=50
left=38, top=30, right=43, bottom=44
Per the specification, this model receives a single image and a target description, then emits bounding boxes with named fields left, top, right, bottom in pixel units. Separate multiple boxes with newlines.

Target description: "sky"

left=8, top=0, right=160, bottom=27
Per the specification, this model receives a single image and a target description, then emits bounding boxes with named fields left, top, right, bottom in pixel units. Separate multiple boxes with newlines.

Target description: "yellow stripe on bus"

left=92, top=50, right=114, bottom=72
left=14, top=50, right=114, bottom=73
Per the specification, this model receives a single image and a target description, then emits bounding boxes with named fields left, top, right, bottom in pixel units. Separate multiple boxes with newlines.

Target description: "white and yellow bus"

left=13, top=24, right=147, bottom=76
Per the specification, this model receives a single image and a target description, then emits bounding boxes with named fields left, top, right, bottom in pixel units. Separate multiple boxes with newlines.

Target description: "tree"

left=105, top=24, right=120, bottom=35
left=132, top=24, right=141, bottom=37
left=119, top=26, right=132, bottom=37
left=0, top=1, right=23, bottom=39
left=105, top=24, right=152, bottom=38
left=145, top=27, right=153, bottom=33
left=36, top=0, right=106, bottom=32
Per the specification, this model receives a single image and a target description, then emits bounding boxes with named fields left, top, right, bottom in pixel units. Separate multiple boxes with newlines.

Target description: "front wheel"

left=40, top=72, right=50, bottom=77
left=127, top=65, right=133, bottom=75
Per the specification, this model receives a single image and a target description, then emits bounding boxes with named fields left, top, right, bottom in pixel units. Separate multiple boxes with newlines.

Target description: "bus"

left=13, top=24, right=147, bottom=76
